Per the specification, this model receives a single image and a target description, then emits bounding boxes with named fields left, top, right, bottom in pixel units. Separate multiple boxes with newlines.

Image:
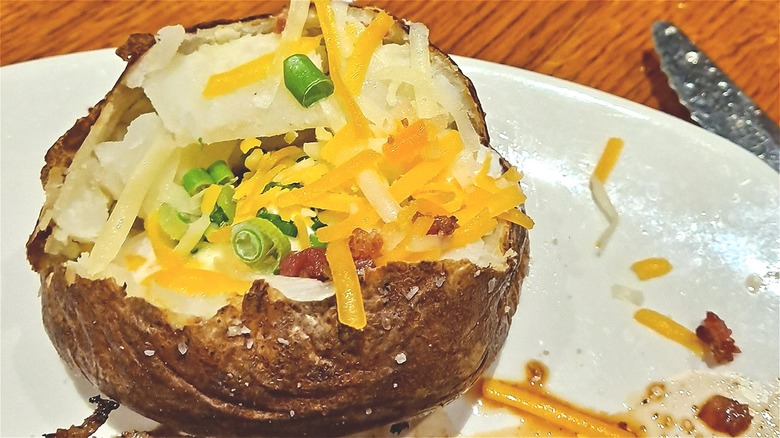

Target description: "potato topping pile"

left=43, top=0, right=531, bottom=328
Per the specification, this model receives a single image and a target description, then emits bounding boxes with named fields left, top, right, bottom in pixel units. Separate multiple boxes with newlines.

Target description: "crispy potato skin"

left=39, top=237, right=527, bottom=436
left=28, top=6, right=530, bottom=437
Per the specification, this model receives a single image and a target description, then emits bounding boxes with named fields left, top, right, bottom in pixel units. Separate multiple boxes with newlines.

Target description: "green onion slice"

left=283, top=54, right=335, bottom=108
left=262, top=181, right=303, bottom=193
left=257, top=208, right=298, bottom=237
left=310, top=215, right=327, bottom=230
left=216, top=185, right=236, bottom=222
left=207, top=160, right=234, bottom=185
left=158, top=203, right=190, bottom=241
left=181, top=168, right=214, bottom=196
left=309, top=233, right=327, bottom=248
left=231, top=218, right=291, bottom=272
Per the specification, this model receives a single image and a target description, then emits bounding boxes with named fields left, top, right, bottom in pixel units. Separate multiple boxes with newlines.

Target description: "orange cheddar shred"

left=312, top=0, right=370, bottom=131
left=634, top=308, right=706, bottom=357
left=144, top=267, right=252, bottom=296
left=277, top=149, right=381, bottom=208
left=344, top=11, right=395, bottom=94
left=203, top=36, right=322, bottom=98
left=592, top=137, right=624, bottom=183
left=326, top=238, right=367, bottom=329
left=631, top=257, right=673, bottom=280
left=482, top=380, right=636, bottom=437
left=145, top=210, right=185, bottom=269
left=382, top=120, right=428, bottom=167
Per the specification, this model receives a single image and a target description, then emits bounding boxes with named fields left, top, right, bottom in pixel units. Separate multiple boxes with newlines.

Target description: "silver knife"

left=652, top=21, right=780, bottom=172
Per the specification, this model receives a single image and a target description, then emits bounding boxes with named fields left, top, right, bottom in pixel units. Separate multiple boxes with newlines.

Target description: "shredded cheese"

left=313, top=0, right=370, bottom=131
left=634, top=308, right=706, bottom=357
left=144, top=267, right=253, bottom=296
left=85, top=133, right=177, bottom=276
left=356, top=168, right=401, bottom=223
left=482, top=379, right=635, bottom=437
left=200, top=184, right=222, bottom=215
left=145, top=210, right=185, bottom=269
left=590, top=138, right=624, bottom=253
left=277, top=149, right=381, bottom=207
left=593, top=137, right=624, bottom=183
left=631, top=257, right=673, bottom=280
left=326, top=238, right=367, bottom=329
left=202, top=36, right=322, bottom=98
left=59, top=2, right=536, bottom=327
left=343, top=11, right=395, bottom=95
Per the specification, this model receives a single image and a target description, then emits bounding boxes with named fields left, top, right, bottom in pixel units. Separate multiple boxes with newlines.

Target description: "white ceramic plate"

left=1, top=50, right=778, bottom=436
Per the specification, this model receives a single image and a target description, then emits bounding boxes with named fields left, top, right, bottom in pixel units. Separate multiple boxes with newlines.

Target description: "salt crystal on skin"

left=278, top=338, right=290, bottom=346
left=177, top=342, right=188, bottom=355
left=434, top=275, right=445, bottom=287
left=144, top=349, right=155, bottom=356
left=405, top=286, right=419, bottom=300
left=227, top=325, right=242, bottom=337
left=366, top=408, right=373, bottom=415
left=246, top=339, right=254, bottom=349
left=290, top=410, right=295, bottom=417
left=395, top=353, right=407, bottom=364
left=240, top=325, right=251, bottom=335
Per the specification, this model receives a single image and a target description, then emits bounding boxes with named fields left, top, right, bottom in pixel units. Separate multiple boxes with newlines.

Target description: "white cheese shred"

left=85, top=125, right=177, bottom=276
left=590, top=175, right=619, bottom=254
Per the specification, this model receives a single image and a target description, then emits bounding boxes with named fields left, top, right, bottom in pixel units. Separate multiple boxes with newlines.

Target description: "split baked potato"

left=27, top=1, right=531, bottom=435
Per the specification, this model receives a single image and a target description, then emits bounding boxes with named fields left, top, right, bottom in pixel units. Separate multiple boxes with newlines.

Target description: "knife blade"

left=652, top=21, right=779, bottom=172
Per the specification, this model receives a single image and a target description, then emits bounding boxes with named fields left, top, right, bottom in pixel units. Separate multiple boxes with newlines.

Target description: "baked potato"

left=27, top=0, right=531, bottom=435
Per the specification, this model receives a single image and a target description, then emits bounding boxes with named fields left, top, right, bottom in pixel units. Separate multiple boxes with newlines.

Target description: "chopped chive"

left=207, top=160, right=234, bottom=185
left=262, top=181, right=303, bottom=193
left=181, top=168, right=213, bottom=195
left=257, top=208, right=297, bottom=237
left=177, top=211, right=198, bottom=224
left=310, top=215, right=326, bottom=230
left=210, top=208, right=229, bottom=226
left=204, top=222, right=221, bottom=238
left=283, top=54, right=334, bottom=108
left=217, top=185, right=236, bottom=222
left=231, top=218, right=291, bottom=272
left=309, top=233, right=327, bottom=248
left=158, top=203, right=189, bottom=240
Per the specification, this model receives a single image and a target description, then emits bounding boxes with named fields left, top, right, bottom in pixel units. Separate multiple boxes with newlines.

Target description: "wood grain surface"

left=1, top=0, right=778, bottom=125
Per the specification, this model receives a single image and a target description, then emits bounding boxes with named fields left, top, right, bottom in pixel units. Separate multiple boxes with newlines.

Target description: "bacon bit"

left=349, top=228, right=383, bottom=265
left=274, top=12, right=287, bottom=34
left=279, top=247, right=331, bottom=280
left=279, top=230, right=383, bottom=280
left=412, top=212, right=459, bottom=236
left=696, top=311, right=741, bottom=364
left=698, top=395, right=752, bottom=436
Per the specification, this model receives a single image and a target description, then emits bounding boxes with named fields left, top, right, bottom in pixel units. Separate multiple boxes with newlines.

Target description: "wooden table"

left=2, top=0, right=777, bottom=125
